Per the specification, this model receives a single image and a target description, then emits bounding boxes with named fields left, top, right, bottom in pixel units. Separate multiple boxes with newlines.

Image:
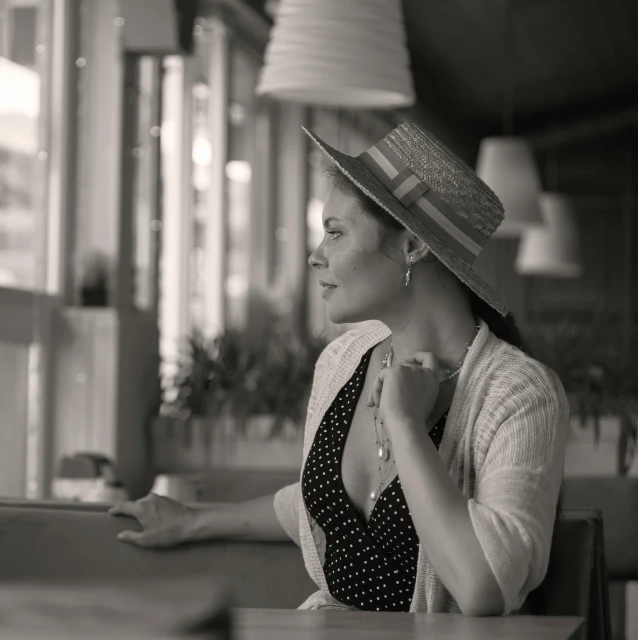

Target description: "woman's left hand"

left=366, top=352, right=440, bottom=433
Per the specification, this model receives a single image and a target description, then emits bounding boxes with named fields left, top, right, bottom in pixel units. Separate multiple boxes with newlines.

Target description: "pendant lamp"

left=475, top=0, right=543, bottom=237
left=515, top=192, right=583, bottom=278
left=256, top=0, right=416, bottom=108
left=476, top=137, right=543, bottom=237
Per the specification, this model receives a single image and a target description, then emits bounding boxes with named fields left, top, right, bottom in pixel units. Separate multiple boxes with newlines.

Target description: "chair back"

left=524, top=509, right=611, bottom=640
left=562, top=478, right=638, bottom=581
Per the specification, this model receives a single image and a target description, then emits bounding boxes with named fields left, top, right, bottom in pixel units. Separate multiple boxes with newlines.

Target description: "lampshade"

left=476, top=137, right=544, bottom=237
left=515, top=192, right=583, bottom=278
left=256, top=0, right=416, bottom=108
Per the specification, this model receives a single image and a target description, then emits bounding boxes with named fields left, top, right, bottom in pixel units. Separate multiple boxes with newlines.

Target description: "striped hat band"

left=358, top=139, right=489, bottom=265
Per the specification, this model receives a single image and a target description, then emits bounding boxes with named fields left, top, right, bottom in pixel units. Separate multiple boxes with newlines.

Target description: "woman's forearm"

left=187, top=492, right=293, bottom=543
left=388, top=417, right=504, bottom=615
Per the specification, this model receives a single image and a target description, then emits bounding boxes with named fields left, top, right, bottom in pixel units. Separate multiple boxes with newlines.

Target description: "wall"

left=474, top=131, right=638, bottom=365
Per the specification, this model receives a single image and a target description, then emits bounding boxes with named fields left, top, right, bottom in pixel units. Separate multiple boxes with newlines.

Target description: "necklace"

left=384, top=320, right=481, bottom=386
left=369, top=319, right=481, bottom=504
left=370, top=346, right=396, bottom=502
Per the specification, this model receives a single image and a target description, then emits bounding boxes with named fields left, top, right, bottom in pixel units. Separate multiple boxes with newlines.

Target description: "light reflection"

left=192, top=136, right=212, bottom=166
left=307, top=197, right=325, bottom=249
left=225, top=160, right=251, bottom=183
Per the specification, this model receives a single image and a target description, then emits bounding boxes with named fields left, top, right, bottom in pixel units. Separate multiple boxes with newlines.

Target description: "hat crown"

left=381, top=122, right=505, bottom=239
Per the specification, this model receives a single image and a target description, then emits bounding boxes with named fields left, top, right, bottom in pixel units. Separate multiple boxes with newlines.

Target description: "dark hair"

left=324, top=164, right=532, bottom=356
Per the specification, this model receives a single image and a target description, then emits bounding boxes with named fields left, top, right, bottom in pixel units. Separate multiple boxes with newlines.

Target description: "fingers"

left=367, top=369, right=388, bottom=407
left=117, top=528, right=174, bottom=549
left=366, top=355, right=439, bottom=409
left=117, top=530, right=149, bottom=547
left=410, top=351, right=439, bottom=379
left=109, top=493, right=160, bottom=517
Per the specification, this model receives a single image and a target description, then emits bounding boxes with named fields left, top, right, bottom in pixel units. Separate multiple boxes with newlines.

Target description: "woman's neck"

left=381, top=310, right=479, bottom=376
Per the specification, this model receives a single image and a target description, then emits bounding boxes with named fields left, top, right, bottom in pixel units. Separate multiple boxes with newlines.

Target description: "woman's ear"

left=405, top=234, right=433, bottom=263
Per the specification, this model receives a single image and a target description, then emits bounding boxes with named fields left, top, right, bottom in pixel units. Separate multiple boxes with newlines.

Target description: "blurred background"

left=0, top=0, right=637, bottom=636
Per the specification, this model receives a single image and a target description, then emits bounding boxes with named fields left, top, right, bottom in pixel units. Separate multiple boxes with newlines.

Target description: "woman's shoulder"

left=476, top=331, right=569, bottom=417
left=316, top=322, right=390, bottom=368
left=308, top=324, right=389, bottom=413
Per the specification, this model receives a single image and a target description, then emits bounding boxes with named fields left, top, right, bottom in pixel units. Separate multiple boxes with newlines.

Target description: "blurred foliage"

left=161, top=319, right=327, bottom=438
left=521, top=307, right=638, bottom=476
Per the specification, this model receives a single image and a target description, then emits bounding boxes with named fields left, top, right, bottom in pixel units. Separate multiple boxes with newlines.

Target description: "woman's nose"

left=308, top=247, right=325, bottom=270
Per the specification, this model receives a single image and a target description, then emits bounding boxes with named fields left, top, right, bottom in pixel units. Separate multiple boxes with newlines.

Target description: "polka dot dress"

left=301, top=345, right=448, bottom=612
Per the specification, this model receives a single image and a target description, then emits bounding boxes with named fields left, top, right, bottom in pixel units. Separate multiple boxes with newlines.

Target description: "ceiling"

left=403, top=0, right=638, bottom=138
left=242, top=0, right=638, bottom=147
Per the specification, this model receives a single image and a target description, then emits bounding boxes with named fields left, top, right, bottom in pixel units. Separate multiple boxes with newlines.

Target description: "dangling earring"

left=405, top=256, right=413, bottom=287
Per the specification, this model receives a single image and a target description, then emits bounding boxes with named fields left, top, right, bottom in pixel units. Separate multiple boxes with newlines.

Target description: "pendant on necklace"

left=370, top=490, right=378, bottom=501
left=378, top=445, right=389, bottom=460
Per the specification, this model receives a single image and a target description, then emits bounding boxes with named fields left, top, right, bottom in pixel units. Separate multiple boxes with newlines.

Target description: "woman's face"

left=308, top=185, right=406, bottom=325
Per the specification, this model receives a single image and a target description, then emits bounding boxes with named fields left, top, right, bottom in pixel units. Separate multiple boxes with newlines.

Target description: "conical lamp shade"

left=515, top=192, right=583, bottom=278
left=476, top=137, right=544, bottom=237
left=256, top=0, right=415, bottom=108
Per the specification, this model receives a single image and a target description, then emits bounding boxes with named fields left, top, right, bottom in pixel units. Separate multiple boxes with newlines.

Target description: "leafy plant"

left=521, top=308, right=638, bottom=476
left=161, top=321, right=326, bottom=437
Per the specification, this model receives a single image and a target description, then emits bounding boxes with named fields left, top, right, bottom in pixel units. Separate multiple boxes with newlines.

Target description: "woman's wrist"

left=186, top=503, right=250, bottom=542
left=180, top=493, right=292, bottom=543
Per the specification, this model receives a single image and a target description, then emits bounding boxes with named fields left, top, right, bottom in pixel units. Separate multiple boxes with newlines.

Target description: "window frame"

left=0, top=0, right=77, bottom=498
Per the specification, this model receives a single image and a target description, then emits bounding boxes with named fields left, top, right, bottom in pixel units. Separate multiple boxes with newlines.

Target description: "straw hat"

left=303, top=122, right=509, bottom=317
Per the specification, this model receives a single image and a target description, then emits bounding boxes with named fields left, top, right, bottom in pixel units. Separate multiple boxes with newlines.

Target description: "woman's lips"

left=321, top=285, right=337, bottom=298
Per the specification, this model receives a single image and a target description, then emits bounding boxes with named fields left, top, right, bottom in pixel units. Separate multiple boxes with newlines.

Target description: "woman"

left=110, top=122, right=569, bottom=617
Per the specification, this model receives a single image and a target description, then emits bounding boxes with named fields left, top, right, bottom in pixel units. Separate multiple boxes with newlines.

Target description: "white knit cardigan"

left=274, top=317, right=570, bottom=614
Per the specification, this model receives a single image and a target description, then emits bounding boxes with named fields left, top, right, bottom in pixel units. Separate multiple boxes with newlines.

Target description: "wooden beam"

left=200, top=0, right=270, bottom=48
left=203, top=16, right=230, bottom=337
left=622, top=139, right=634, bottom=366
left=47, top=0, right=80, bottom=301
left=274, top=103, right=309, bottom=336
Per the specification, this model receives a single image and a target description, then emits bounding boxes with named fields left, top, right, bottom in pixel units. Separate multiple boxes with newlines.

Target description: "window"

left=0, top=0, right=68, bottom=498
left=0, top=0, right=50, bottom=291
left=224, top=41, right=260, bottom=332
left=155, top=8, right=397, bottom=376
left=159, top=16, right=280, bottom=355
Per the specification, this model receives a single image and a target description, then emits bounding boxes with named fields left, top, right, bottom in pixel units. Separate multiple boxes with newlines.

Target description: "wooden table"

left=232, top=609, right=585, bottom=640
left=0, top=607, right=585, bottom=640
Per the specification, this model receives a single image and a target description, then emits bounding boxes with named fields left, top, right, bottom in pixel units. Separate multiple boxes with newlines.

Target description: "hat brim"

left=303, top=127, right=509, bottom=318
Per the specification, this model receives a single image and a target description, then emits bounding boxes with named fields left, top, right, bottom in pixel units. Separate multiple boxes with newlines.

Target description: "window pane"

left=225, top=43, right=258, bottom=332
left=0, top=339, right=29, bottom=497
left=0, top=1, right=48, bottom=290
left=190, top=51, right=211, bottom=332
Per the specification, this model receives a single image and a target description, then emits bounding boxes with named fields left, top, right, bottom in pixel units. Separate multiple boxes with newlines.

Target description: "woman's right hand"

left=108, top=493, right=197, bottom=548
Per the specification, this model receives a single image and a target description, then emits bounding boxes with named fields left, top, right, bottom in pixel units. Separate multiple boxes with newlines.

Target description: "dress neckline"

left=346, top=406, right=450, bottom=528
left=338, top=345, right=450, bottom=528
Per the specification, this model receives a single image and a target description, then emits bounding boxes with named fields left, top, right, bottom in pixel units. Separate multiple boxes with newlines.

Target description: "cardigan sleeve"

left=273, top=481, right=302, bottom=547
left=271, top=337, right=339, bottom=548
left=467, top=363, right=570, bottom=615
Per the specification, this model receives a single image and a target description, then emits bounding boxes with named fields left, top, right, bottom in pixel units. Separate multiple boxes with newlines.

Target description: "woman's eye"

left=327, top=230, right=341, bottom=240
